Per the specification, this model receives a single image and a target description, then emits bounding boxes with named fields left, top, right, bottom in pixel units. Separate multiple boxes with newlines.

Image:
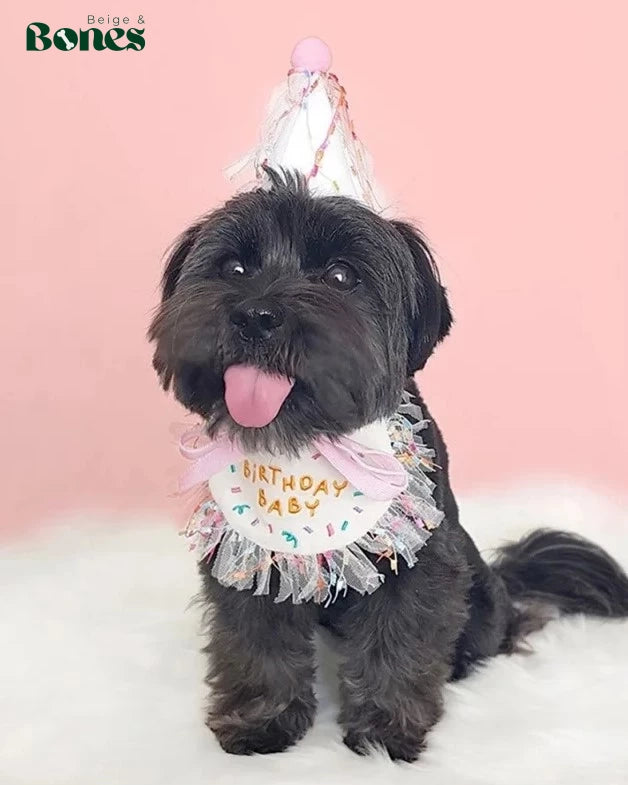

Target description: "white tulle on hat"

left=227, top=37, right=383, bottom=210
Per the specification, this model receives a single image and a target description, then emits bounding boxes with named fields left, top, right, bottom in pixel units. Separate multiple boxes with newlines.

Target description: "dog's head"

left=148, top=170, right=451, bottom=453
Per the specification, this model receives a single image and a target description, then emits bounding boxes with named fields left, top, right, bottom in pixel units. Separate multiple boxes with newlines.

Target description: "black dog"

left=149, top=169, right=628, bottom=761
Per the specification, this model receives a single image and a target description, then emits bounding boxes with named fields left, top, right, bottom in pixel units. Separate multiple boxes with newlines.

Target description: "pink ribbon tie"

left=315, top=437, right=407, bottom=501
left=178, top=427, right=242, bottom=493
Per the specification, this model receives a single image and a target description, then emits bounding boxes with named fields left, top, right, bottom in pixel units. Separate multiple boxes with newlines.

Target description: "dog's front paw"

left=341, top=701, right=438, bottom=763
left=343, top=728, right=425, bottom=763
left=209, top=695, right=315, bottom=755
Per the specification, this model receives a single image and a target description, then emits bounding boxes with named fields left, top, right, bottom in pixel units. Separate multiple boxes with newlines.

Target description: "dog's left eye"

left=322, top=262, right=359, bottom=292
left=220, top=259, right=247, bottom=278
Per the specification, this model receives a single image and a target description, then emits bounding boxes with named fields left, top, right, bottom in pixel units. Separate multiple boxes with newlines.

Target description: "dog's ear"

left=392, top=220, right=453, bottom=373
left=160, top=223, right=202, bottom=302
left=150, top=223, right=202, bottom=390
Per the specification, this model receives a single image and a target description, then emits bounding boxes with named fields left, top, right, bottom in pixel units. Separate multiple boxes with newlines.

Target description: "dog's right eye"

left=220, top=259, right=246, bottom=279
left=322, top=261, right=360, bottom=292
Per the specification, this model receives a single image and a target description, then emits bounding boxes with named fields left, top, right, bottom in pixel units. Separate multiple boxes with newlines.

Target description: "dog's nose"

left=230, top=305, right=284, bottom=340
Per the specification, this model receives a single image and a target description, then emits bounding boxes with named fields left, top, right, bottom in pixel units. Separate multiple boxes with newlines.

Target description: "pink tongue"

left=224, top=365, right=294, bottom=428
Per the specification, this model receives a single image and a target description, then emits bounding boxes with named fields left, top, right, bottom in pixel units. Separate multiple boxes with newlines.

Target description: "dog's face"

left=149, top=171, right=451, bottom=453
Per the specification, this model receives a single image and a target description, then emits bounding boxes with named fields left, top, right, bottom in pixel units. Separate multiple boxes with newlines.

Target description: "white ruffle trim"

left=182, top=392, right=443, bottom=604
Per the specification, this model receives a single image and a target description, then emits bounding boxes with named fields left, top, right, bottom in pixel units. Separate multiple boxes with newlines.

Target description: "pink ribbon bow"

left=178, top=426, right=407, bottom=502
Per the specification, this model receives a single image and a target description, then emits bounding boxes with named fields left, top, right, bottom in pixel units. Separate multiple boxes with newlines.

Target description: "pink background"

left=3, top=1, right=627, bottom=532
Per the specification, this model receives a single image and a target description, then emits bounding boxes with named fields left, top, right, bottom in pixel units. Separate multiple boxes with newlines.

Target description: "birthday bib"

left=182, top=392, right=444, bottom=604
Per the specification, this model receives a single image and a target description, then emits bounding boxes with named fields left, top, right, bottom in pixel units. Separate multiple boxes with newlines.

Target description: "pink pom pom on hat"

left=290, top=36, right=332, bottom=72
left=226, top=37, right=382, bottom=210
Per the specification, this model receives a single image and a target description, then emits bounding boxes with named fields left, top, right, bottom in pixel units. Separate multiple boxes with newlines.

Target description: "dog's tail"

left=491, top=529, right=628, bottom=649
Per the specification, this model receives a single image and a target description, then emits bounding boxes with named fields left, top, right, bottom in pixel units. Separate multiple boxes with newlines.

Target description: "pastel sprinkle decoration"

left=231, top=486, right=242, bottom=493
left=326, top=523, right=335, bottom=537
left=229, top=464, right=236, bottom=473
left=341, top=520, right=349, bottom=531
left=267, top=524, right=273, bottom=534
left=250, top=518, right=259, bottom=527
left=353, top=491, right=364, bottom=497
left=353, top=506, right=363, bottom=514
left=281, top=530, right=299, bottom=549
left=311, top=452, right=322, bottom=460
left=232, top=504, right=251, bottom=515
left=303, top=526, right=313, bottom=534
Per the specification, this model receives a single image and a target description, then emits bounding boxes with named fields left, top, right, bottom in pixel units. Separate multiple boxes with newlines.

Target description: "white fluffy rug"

left=1, top=484, right=627, bottom=785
